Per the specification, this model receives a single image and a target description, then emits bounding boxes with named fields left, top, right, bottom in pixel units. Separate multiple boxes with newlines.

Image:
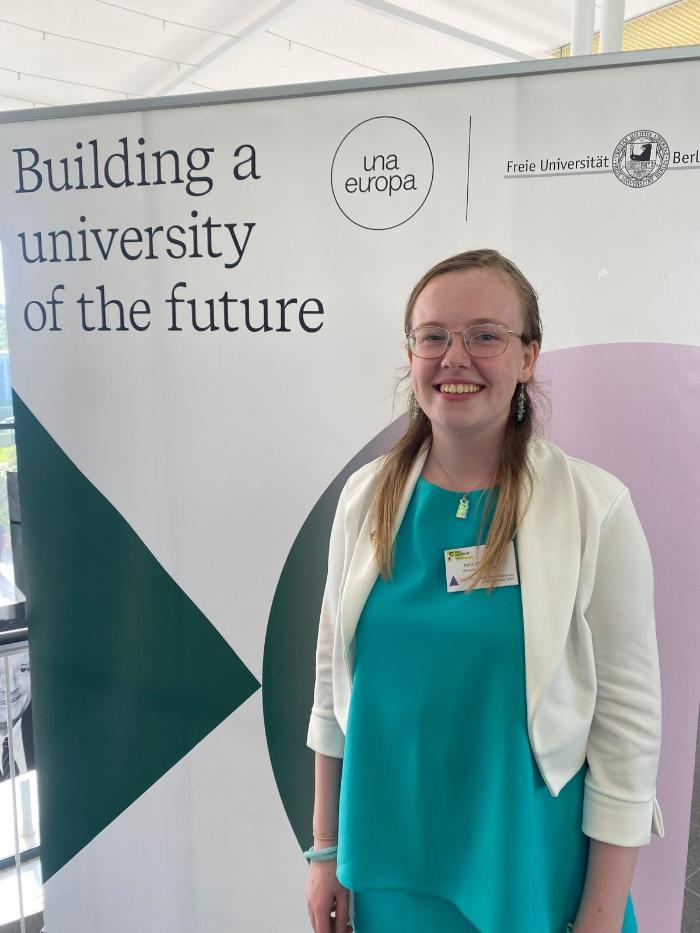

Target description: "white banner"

left=0, top=51, right=697, bottom=932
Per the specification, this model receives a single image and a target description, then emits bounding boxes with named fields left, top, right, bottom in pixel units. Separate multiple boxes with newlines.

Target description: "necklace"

left=429, top=451, right=470, bottom=519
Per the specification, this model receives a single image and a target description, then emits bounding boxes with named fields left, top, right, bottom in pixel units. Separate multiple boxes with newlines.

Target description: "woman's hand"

left=306, top=858, right=353, bottom=932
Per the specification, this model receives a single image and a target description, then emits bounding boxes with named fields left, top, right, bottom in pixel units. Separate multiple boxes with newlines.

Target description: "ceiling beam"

left=154, top=0, right=300, bottom=96
left=342, top=0, right=535, bottom=61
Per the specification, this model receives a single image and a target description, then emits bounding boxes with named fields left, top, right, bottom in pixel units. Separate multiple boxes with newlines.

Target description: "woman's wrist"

left=304, top=841, right=338, bottom=862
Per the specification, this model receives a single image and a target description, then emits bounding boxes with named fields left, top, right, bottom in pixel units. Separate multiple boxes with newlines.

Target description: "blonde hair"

left=369, top=248, right=547, bottom=593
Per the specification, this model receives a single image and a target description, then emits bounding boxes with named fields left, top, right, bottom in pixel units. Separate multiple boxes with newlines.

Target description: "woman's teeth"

left=438, top=384, right=483, bottom=394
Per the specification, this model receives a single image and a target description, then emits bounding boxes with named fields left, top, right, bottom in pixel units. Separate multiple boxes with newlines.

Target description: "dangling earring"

left=410, top=390, right=422, bottom=420
left=516, top=382, right=526, bottom=422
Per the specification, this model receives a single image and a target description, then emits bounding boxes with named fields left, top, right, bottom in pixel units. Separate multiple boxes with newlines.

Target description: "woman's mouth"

left=434, top=382, right=485, bottom=397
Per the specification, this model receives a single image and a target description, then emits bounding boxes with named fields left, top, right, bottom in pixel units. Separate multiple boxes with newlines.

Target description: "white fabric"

left=306, top=437, right=664, bottom=847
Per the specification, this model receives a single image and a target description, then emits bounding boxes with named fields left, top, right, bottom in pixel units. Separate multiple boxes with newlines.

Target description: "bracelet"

left=304, top=844, right=338, bottom=861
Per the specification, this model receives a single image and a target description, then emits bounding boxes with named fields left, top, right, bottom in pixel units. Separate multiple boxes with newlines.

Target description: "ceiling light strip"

left=265, top=29, right=387, bottom=73
left=0, top=18, right=197, bottom=66
left=93, top=0, right=241, bottom=39
left=0, top=64, right=142, bottom=98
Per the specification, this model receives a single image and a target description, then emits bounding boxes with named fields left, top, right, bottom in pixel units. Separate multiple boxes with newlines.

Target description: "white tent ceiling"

left=0, top=0, right=679, bottom=111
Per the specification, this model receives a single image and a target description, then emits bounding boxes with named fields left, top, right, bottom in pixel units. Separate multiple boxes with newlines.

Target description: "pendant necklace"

left=430, top=451, right=470, bottom=520
left=455, top=493, right=470, bottom=520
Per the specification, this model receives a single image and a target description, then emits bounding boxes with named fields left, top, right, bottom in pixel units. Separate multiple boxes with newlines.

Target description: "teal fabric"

left=335, top=476, right=638, bottom=933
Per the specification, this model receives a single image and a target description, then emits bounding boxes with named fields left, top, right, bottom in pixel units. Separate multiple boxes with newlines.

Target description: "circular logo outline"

left=612, top=129, right=670, bottom=188
left=330, top=115, right=435, bottom=230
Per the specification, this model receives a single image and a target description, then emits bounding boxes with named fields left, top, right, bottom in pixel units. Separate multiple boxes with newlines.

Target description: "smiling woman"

left=306, top=248, right=662, bottom=933
left=406, top=264, right=539, bottom=477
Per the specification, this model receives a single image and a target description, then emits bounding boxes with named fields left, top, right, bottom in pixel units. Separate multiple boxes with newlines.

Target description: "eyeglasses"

left=406, top=322, right=527, bottom=359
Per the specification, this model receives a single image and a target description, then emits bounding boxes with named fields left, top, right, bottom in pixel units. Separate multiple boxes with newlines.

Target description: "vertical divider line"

left=465, top=115, right=472, bottom=222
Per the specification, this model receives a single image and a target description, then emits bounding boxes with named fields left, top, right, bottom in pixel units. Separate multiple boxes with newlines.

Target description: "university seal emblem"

left=612, top=130, right=669, bottom=188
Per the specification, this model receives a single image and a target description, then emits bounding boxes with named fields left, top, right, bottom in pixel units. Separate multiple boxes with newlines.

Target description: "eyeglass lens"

left=409, top=324, right=509, bottom=358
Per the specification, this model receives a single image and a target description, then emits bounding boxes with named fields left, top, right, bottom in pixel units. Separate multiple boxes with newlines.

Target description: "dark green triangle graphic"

left=13, top=393, right=260, bottom=882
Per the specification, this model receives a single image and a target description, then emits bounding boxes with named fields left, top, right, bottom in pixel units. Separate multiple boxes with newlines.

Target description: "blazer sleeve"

left=582, top=487, right=664, bottom=846
left=306, top=481, right=348, bottom=759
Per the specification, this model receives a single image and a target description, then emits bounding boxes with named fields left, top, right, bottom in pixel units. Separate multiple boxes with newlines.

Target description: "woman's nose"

left=442, top=334, right=473, bottom=366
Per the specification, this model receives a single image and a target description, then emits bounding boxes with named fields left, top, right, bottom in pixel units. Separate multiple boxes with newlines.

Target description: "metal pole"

left=3, top=653, right=27, bottom=933
left=570, top=0, right=595, bottom=56
left=600, top=0, right=626, bottom=53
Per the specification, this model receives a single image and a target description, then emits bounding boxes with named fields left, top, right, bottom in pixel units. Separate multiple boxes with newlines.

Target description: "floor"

left=0, top=913, right=43, bottom=933
left=681, top=706, right=700, bottom=933
left=0, top=860, right=42, bottom=929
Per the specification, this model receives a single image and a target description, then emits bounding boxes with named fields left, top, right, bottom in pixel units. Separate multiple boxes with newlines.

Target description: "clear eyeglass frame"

left=406, top=322, right=527, bottom=359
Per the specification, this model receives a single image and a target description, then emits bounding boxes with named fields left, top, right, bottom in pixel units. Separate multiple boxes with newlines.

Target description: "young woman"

left=305, top=249, right=663, bottom=933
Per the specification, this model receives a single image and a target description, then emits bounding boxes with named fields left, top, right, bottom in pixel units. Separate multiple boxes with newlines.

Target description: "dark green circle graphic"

left=263, top=417, right=408, bottom=852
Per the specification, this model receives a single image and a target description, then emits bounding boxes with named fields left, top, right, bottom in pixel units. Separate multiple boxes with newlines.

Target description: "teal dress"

left=335, top=476, right=638, bottom=933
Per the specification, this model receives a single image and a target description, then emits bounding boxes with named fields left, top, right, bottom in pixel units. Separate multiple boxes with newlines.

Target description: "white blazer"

left=306, top=437, right=664, bottom=848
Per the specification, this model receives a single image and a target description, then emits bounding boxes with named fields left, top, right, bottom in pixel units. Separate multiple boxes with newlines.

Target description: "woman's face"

left=408, top=267, right=540, bottom=441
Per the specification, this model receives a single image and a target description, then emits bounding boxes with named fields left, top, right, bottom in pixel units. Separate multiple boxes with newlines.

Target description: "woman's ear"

left=521, top=340, right=540, bottom=381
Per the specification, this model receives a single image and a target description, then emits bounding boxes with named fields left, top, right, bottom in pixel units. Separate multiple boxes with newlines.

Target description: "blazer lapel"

left=517, top=439, right=581, bottom=736
left=340, top=445, right=429, bottom=674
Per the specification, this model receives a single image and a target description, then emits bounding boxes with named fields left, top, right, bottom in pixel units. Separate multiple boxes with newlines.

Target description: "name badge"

left=444, top=540, right=519, bottom=592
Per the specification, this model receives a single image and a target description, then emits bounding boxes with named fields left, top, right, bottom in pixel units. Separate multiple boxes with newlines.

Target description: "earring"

left=410, top=390, right=422, bottom=420
left=516, top=382, right=526, bottom=422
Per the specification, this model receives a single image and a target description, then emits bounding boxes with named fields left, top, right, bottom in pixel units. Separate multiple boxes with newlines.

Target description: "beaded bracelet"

left=304, top=844, right=338, bottom=861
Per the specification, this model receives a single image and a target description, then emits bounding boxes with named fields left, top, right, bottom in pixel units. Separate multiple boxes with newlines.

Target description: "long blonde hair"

left=369, top=248, right=547, bottom=593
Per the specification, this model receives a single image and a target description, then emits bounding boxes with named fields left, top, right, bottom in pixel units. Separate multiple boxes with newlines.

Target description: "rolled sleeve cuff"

left=582, top=785, right=665, bottom=846
left=306, top=711, right=345, bottom=758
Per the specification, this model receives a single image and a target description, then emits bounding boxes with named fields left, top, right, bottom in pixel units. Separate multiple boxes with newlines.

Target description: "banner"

left=0, top=49, right=698, bottom=932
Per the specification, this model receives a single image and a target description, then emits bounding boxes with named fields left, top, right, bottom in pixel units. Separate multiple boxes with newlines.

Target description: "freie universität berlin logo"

left=612, top=130, right=669, bottom=188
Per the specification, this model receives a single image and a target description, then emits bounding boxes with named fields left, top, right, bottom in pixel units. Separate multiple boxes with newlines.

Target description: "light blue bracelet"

left=304, top=844, right=338, bottom=861
left=304, top=846, right=575, bottom=932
